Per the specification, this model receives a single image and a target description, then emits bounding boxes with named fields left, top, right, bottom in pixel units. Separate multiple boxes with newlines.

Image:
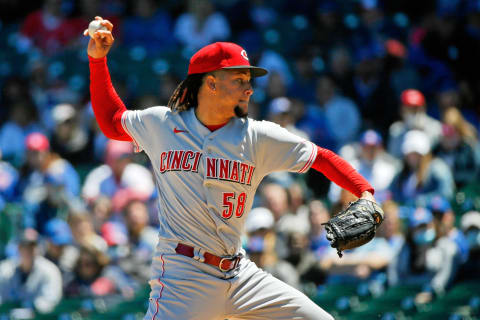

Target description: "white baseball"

left=88, top=20, right=108, bottom=38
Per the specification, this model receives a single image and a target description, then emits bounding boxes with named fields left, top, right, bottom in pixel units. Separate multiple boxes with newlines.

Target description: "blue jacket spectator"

left=19, top=133, right=80, bottom=233
left=120, top=0, right=175, bottom=53
left=389, top=207, right=461, bottom=303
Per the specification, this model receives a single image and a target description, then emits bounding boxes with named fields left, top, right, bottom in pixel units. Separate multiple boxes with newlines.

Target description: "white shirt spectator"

left=82, top=163, right=155, bottom=203
left=0, top=256, right=62, bottom=313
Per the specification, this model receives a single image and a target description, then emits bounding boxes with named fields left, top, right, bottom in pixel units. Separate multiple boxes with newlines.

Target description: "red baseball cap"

left=401, top=89, right=425, bottom=107
left=25, top=132, right=50, bottom=151
left=188, top=42, right=268, bottom=77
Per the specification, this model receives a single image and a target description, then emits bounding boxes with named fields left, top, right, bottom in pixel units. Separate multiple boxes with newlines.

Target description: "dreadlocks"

left=167, top=73, right=205, bottom=112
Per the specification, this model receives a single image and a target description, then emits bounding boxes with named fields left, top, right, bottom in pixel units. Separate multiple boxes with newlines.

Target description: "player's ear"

left=204, top=74, right=217, bottom=93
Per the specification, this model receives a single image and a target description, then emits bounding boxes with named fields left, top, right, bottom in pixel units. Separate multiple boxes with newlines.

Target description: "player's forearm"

left=311, top=146, right=374, bottom=197
left=89, top=56, right=131, bottom=141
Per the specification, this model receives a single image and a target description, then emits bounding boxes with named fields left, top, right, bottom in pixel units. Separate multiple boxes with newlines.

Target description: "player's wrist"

left=360, top=190, right=375, bottom=202
left=88, top=54, right=107, bottom=62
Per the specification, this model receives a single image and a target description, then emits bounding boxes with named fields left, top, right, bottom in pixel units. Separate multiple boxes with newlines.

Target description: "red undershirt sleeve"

left=89, top=56, right=132, bottom=141
left=311, top=146, right=374, bottom=198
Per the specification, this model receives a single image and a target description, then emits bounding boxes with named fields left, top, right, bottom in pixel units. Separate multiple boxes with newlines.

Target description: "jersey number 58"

left=222, top=192, right=247, bottom=219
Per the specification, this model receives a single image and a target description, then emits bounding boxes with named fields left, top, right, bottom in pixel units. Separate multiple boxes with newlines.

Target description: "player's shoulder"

left=247, top=118, right=284, bottom=132
left=125, top=106, right=173, bottom=121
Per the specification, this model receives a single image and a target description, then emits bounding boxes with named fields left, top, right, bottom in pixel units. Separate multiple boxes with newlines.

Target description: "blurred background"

left=0, top=0, right=480, bottom=319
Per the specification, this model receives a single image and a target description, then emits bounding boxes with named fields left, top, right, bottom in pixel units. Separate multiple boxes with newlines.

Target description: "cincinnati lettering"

left=206, top=157, right=255, bottom=185
left=160, top=150, right=202, bottom=173
left=159, top=150, right=255, bottom=186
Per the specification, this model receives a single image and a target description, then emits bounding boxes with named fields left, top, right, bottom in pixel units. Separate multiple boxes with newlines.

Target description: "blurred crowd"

left=1, top=0, right=480, bottom=315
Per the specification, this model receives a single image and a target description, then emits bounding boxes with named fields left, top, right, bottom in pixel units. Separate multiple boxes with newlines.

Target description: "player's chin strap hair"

left=168, top=73, right=205, bottom=112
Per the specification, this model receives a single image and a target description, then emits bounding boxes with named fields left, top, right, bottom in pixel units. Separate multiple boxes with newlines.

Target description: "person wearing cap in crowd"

left=43, top=218, right=78, bottom=284
left=244, top=207, right=300, bottom=289
left=84, top=17, right=379, bottom=319
left=388, top=207, right=461, bottom=304
left=329, top=129, right=400, bottom=203
left=389, top=129, right=454, bottom=205
left=388, top=88, right=443, bottom=157
left=49, top=103, right=95, bottom=166
left=19, top=132, right=80, bottom=234
left=267, top=96, right=309, bottom=140
left=457, top=211, right=480, bottom=281
left=0, top=229, right=63, bottom=313
left=81, top=139, right=155, bottom=208
left=428, top=195, right=469, bottom=264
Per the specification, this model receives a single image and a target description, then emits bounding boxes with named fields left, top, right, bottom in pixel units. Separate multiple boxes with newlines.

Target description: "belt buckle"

left=219, top=257, right=232, bottom=272
left=219, top=255, right=241, bottom=272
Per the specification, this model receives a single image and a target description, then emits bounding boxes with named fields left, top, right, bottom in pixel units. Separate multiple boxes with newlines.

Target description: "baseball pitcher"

left=85, top=17, right=383, bottom=320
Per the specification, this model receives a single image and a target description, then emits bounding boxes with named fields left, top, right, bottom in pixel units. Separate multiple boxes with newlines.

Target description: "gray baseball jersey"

left=121, top=106, right=316, bottom=256
left=121, top=106, right=333, bottom=320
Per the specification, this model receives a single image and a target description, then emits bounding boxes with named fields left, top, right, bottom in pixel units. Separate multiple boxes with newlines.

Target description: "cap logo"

left=241, top=50, right=249, bottom=61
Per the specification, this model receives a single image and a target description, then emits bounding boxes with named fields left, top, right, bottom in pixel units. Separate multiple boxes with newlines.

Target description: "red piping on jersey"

left=311, top=146, right=374, bottom=197
left=121, top=111, right=141, bottom=152
left=89, top=56, right=131, bottom=141
left=152, top=254, right=165, bottom=320
left=299, top=141, right=317, bottom=173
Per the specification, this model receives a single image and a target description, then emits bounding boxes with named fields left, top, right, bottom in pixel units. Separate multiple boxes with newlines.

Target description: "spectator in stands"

left=383, top=39, right=422, bottom=99
left=64, top=244, right=116, bottom=297
left=43, top=218, right=78, bottom=284
left=0, top=99, right=43, bottom=167
left=287, top=182, right=311, bottom=232
left=67, top=211, right=107, bottom=253
left=328, top=46, right=355, bottom=99
left=458, top=211, right=480, bottom=281
left=173, top=0, right=230, bottom=51
left=308, top=200, right=331, bottom=262
left=114, top=200, right=157, bottom=284
left=296, top=75, right=358, bottom=149
left=267, top=97, right=309, bottom=140
left=244, top=207, right=300, bottom=289
left=389, top=130, right=455, bottom=205
left=20, top=0, right=84, bottom=55
left=286, top=228, right=326, bottom=288
left=380, top=200, right=405, bottom=257
left=329, top=129, right=399, bottom=203
left=0, top=149, right=19, bottom=212
left=0, top=229, right=62, bottom=313
left=20, top=133, right=80, bottom=233
left=50, top=103, right=94, bottom=166
left=256, top=51, right=294, bottom=90
left=90, top=196, right=114, bottom=233
left=434, top=107, right=480, bottom=188
left=81, top=140, right=155, bottom=207
left=389, top=207, right=461, bottom=304
left=351, top=40, right=397, bottom=134
left=313, top=75, right=361, bottom=150
left=260, top=182, right=292, bottom=259
left=388, top=89, right=443, bottom=158
left=121, top=0, right=174, bottom=53
left=428, top=196, right=469, bottom=264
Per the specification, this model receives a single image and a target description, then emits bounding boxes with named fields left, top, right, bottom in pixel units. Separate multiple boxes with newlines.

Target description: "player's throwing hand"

left=83, top=16, right=114, bottom=59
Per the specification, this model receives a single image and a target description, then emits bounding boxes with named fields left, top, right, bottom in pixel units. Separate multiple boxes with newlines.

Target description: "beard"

left=234, top=106, right=248, bottom=118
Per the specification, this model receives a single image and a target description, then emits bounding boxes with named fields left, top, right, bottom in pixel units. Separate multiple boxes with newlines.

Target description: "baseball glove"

left=323, top=199, right=384, bottom=258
